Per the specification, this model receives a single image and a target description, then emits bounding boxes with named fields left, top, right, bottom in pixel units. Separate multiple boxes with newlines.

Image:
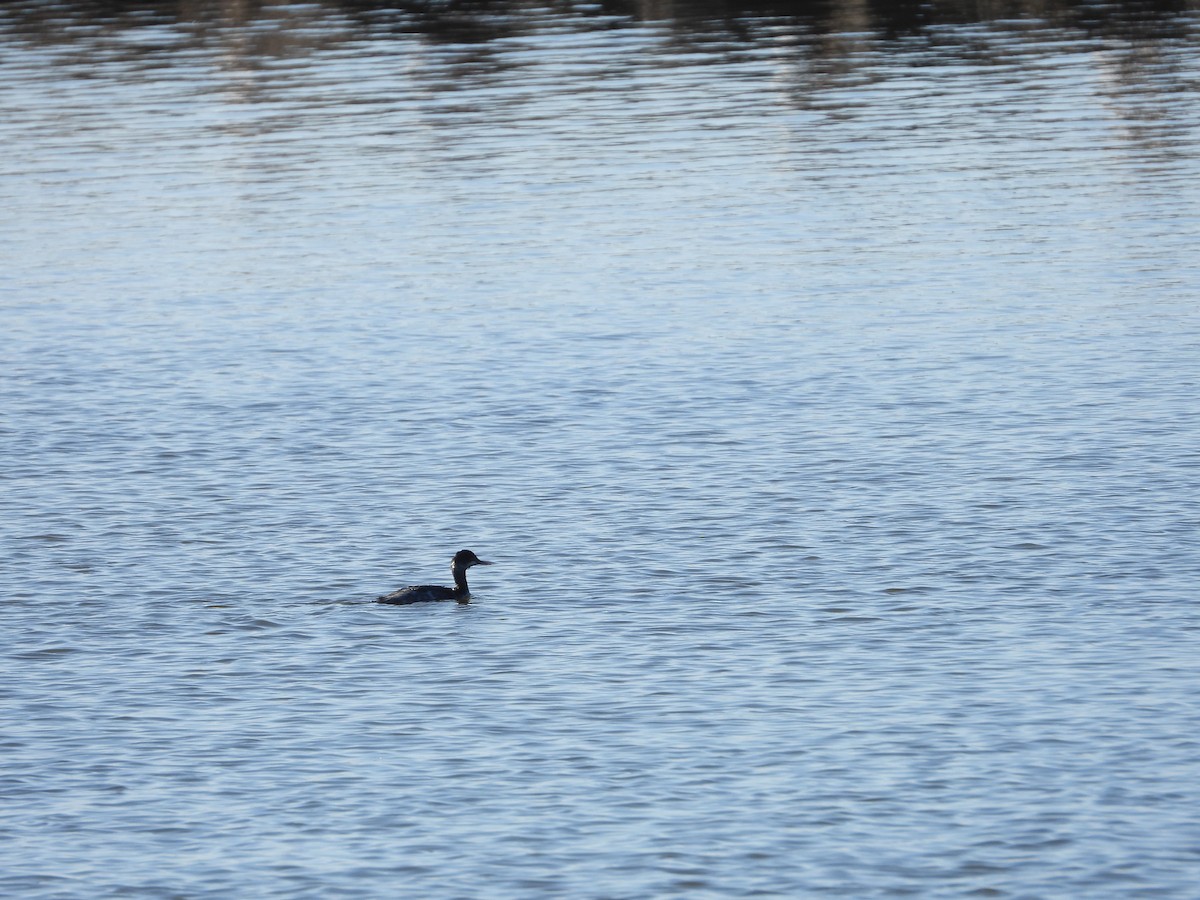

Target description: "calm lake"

left=2, top=0, right=1199, bottom=896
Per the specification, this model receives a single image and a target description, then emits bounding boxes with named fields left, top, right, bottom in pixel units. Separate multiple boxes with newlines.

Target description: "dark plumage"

left=376, top=549, right=493, bottom=605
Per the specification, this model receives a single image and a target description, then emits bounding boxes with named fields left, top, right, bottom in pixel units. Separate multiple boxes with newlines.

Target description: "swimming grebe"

left=376, top=549, right=493, bottom=605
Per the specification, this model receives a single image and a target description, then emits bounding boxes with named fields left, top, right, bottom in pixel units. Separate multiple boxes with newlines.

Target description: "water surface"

left=2, top=0, right=1199, bottom=896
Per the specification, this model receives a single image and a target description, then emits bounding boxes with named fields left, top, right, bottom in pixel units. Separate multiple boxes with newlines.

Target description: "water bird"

left=376, top=549, right=493, bottom=605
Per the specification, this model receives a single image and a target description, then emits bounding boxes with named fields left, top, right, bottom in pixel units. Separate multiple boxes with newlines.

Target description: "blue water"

left=3, top=1, right=1200, bottom=896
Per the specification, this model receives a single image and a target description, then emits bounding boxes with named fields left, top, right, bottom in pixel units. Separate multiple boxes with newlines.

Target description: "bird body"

left=377, top=549, right=492, bottom=605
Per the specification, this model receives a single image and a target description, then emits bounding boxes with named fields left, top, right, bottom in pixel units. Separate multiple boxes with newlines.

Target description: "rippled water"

left=3, top=0, right=1200, bottom=896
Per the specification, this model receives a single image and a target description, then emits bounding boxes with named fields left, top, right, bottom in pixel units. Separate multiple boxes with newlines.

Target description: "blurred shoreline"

left=4, top=0, right=1197, bottom=48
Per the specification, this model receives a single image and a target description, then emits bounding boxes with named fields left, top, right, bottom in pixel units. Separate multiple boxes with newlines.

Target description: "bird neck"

left=451, top=564, right=470, bottom=595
